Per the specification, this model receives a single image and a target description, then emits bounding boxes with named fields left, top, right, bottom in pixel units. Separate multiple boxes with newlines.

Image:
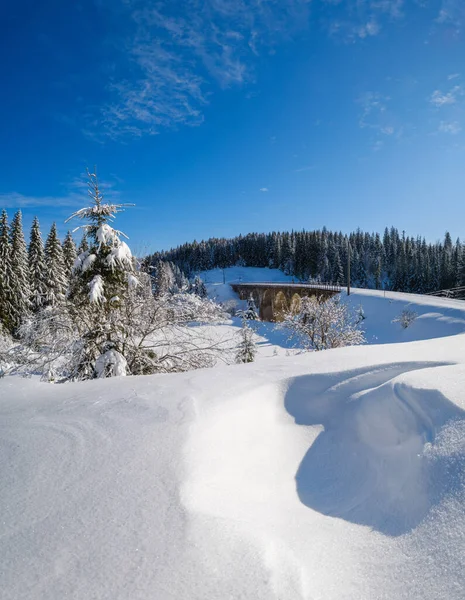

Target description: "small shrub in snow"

left=393, top=308, right=417, bottom=329
left=283, top=295, right=365, bottom=352
left=235, top=319, right=257, bottom=364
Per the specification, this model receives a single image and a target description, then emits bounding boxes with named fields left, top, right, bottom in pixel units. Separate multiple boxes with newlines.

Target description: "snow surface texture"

left=2, top=269, right=465, bottom=599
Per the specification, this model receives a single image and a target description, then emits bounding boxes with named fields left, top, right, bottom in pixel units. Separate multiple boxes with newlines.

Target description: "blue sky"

left=1, top=0, right=465, bottom=251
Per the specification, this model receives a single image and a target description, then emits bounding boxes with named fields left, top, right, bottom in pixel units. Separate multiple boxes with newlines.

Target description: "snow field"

left=2, top=268, right=465, bottom=599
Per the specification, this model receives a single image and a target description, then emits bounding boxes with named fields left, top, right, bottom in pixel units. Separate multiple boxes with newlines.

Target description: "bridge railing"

left=230, top=281, right=342, bottom=293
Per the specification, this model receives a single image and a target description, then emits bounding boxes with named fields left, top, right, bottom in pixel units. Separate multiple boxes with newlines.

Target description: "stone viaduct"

left=230, top=282, right=341, bottom=322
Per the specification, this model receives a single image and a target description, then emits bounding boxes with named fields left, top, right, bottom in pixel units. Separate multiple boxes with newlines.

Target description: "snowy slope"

left=194, top=268, right=465, bottom=360
left=345, top=287, right=465, bottom=343
left=1, top=331, right=465, bottom=599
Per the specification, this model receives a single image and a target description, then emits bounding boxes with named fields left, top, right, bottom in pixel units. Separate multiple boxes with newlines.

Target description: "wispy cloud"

left=438, top=120, right=461, bottom=134
left=0, top=192, right=81, bottom=209
left=259, top=187, right=269, bottom=192
left=322, top=0, right=405, bottom=42
left=95, top=0, right=312, bottom=139
left=358, top=92, right=397, bottom=133
left=0, top=173, right=122, bottom=211
left=435, top=0, right=465, bottom=26
left=294, top=165, right=315, bottom=172
left=430, top=85, right=463, bottom=107
left=357, top=91, right=403, bottom=150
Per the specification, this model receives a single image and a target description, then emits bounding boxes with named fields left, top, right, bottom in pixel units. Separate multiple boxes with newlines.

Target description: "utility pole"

left=347, top=238, right=351, bottom=296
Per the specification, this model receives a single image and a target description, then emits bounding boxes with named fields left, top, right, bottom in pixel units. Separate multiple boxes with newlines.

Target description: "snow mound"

left=2, top=293, right=465, bottom=598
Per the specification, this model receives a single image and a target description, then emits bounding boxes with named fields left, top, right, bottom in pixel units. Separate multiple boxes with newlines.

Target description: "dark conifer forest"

left=148, top=227, right=464, bottom=293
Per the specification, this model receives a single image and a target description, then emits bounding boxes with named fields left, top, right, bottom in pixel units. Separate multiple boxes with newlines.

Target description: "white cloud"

left=448, top=73, right=460, bottom=80
left=259, top=187, right=269, bottom=192
left=430, top=86, right=463, bottom=107
left=438, top=120, right=461, bottom=134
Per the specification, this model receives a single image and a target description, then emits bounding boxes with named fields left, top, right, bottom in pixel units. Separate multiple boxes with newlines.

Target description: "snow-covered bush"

left=283, top=295, right=365, bottom=351
left=221, top=299, right=238, bottom=317
left=95, top=346, right=128, bottom=378
left=393, top=308, right=417, bottom=329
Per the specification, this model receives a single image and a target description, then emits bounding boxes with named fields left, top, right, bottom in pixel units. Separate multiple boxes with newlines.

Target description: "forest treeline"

left=148, top=227, right=465, bottom=293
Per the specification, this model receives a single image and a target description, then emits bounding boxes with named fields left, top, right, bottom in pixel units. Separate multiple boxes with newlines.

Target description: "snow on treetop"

left=96, top=224, right=127, bottom=247
left=65, top=203, right=134, bottom=223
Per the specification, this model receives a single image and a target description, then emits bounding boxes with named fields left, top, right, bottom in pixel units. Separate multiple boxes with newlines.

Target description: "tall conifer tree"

left=63, top=230, right=78, bottom=277
left=44, top=223, right=67, bottom=306
left=0, top=210, right=15, bottom=332
left=9, top=210, right=31, bottom=330
left=28, top=216, right=47, bottom=311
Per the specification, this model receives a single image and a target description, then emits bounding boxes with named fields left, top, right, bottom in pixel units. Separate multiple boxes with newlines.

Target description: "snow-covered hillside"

left=1, top=268, right=465, bottom=599
left=196, top=267, right=465, bottom=359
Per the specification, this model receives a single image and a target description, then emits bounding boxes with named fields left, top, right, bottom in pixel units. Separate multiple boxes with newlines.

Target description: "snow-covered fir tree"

left=0, top=210, right=14, bottom=332
left=62, top=230, right=78, bottom=278
left=9, top=210, right=31, bottom=331
left=66, top=168, right=136, bottom=378
left=191, top=275, right=207, bottom=298
left=28, top=216, right=47, bottom=311
left=77, top=232, right=89, bottom=255
left=154, top=260, right=172, bottom=297
left=237, top=295, right=259, bottom=320
left=235, top=318, right=257, bottom=364
left=44, top=223, right=68, bottom=306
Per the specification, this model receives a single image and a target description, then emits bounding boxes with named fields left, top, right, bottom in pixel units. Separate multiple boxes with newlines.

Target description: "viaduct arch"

left=230, top=282, right=341, bottom=322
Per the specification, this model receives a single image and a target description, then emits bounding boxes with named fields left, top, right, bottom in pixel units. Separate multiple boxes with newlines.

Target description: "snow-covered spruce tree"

left=9, top=210, right=31, bottom=332
left=28, top=216, right=47, bottom=312
left=62, top=230, right=78, bottom=278
left=153, top=260, right=172, bottom=297
left=241, top=295, right=259, bottom=320
left=0, top=210, right=15, bottom=332
left=191, top=275, right=207, bottom=298
left=235, top=318, right=257, bottom=364
left=283, top=295, right=365, bottom=351
left=66, top=168, right=135, bottom=379
left=77, top=232, right=89, bottom=254
left=44, top=223, right=68, bottom=307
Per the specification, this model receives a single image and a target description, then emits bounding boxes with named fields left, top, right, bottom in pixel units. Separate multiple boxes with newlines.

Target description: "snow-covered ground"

left=2, top=268, right=465, bottom=599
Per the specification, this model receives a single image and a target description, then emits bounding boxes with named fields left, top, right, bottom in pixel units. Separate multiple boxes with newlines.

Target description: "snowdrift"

left=2, top=329, right=465, bottom=599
